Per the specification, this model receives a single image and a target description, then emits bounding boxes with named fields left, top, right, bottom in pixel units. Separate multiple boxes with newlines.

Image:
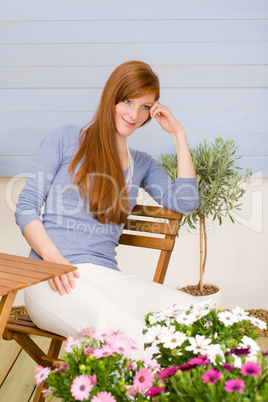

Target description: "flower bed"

left=36, top=302, right=268, bottom=401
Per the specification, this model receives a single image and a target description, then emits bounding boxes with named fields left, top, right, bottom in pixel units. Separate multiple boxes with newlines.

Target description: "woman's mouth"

left=122, top=117, right=136, bottom=127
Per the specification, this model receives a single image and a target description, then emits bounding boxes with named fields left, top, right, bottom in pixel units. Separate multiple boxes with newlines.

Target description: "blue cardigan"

left=15, top=124, right=199, bottom=270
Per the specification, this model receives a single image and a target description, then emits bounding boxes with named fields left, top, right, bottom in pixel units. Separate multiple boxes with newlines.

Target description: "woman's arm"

left=23, top=220, right=79, bottom=295
left=150, top=101, right=196, bottom=178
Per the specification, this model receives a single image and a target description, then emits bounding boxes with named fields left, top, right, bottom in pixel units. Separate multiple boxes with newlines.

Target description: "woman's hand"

left=47, top=255, right=80, bottom=296
left=150, top=101, right=185, bottom=136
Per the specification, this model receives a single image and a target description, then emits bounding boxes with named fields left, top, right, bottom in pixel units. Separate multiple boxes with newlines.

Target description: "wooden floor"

left=0, top=336, right=268, bottom=402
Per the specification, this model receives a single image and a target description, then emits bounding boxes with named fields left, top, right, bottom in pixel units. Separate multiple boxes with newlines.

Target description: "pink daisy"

left=142, top=357, right=161, bottom=371
left=133, top=368, right=154, bottom=392
left=34, top=366, right=51, bottom=386
left=224, top=379, right=246, bottom=393
left=240, top=362, right=261, bottom=376
left=145, top=385, right=165, bottom=396
left=64, top=336, right=82, bottom=354
left=188, top=356, right=210, bottom=366
left=106, top=333, right=133, bottom=355
left=93, top=345, right=114, bottom=359
left=77, top=327, right=96, bottom=338
left=70, top=375, right=94, bottom=401
left=125, top=385, right=138, bottom=397
left=84, top=346, right=94, bottom=356
left=89, top=374, right=97, bottom=386
left=91, top=391, right=116, bottom=402
left=127, top=360, right=138, bottom=371
left=93, top=328, right=115, bottom=341
left=201, top=369, right=223, bottom=384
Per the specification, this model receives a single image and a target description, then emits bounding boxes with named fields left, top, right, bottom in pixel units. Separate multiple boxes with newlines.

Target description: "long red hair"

left=69, top=60, right=160, bottom=224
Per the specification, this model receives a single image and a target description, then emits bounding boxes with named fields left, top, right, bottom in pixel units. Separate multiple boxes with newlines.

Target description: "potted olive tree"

left=158, top=137, right=251, bottom=296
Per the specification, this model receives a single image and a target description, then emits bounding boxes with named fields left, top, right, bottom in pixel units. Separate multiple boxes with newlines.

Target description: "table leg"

left=0, top=292, right=17, bottom=340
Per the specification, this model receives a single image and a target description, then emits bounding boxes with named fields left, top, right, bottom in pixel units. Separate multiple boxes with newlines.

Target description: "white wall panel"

left=1, top=43, right=268, bottom=66
left=1, top=88, right=268, bottom=112
left=1, top=20, right=268, bottom=44
left=1, top=0, right=268, bottom=21
left=0, top=1, right=267, bottom=176
left=1, top=66, right=268, bottom=88
left=1, top=112, right=268, bottom=135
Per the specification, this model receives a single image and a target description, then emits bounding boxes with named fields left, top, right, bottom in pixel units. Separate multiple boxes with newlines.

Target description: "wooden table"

left=0, top=252, right=77, bottom=340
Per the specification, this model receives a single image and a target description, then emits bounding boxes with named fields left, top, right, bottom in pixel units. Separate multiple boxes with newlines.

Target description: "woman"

left=15, top=60, right=199, bottom=353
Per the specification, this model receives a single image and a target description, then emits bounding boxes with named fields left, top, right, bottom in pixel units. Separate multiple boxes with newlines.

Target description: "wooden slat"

left=0, top=258, right=64, bottom=276
left=5, top=320, right=65, bottom=340
left=0, top=265, right=51, bottom=280
left=0, top=253, right=76, bottom=271
left=0, top=272, right=36, bottom=284
left=119, top=234, right=174, bottom=250
left=1, top=43, right=268, bottom=66
left=131, top=205, right=182, bottom=220
left=1, top=66, right=268, bottom=89
left=124, top=219, right=179, bottom=235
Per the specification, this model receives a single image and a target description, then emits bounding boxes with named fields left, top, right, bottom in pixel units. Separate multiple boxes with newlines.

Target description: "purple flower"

left=232, top=348, right=250, bottom=356
left=145, top=386, right=165, bottom=396
left=158, top=366, right=180, bottom=379
left=223, top=364, right=235, bottom=371
left=201, top=369, right=223, bottom=384
left=188, top=356, right=210, bottom=366
left=262, top=350, right=268, bottom=356
left=224, top=379, right=246, bottom=393
left=177, top=363, right=193, bottom=372
left=240, top=362, right=261, bottom=377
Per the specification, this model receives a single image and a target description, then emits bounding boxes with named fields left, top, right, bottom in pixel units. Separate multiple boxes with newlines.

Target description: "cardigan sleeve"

left=15, top=125, right=65, bottom=233
left=140, top=154, right=199, bottom=213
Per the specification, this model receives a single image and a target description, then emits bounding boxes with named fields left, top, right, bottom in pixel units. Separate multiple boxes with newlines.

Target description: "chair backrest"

left=119, top=204, right=182, bottom=284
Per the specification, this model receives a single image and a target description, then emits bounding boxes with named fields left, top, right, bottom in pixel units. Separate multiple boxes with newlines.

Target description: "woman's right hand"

left=48, top=255, right=80, bottom=296
left=23, top=220, right=80, bottom=296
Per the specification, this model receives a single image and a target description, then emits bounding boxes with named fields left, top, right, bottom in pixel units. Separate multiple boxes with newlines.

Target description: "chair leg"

left=33, top=383, right=45, bottom=402
left=32, top=338, right=64, bottom=402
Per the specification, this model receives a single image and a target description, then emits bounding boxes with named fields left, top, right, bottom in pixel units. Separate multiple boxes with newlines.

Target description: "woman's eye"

left=142, top=105, right=150, bottom=110
left=124, top=100, right=131, bottom=104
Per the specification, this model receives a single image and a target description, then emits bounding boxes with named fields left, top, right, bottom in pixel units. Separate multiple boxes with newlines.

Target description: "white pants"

left=24, top=263, right=195, bottom=356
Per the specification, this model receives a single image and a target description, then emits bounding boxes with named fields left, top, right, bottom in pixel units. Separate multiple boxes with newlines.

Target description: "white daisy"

left=218, top=311, right=239, bottom=326
left=158, top=331, right=187, bottom=349
left=148, top=313, right=163, bottom=325
left=232, top=306, right=249, bottom=321
left=248, top=316, right=267, bottom=330
left=233, top=355, right=242, bottom=368
left=175, top=312, right=196, bottom=326
left=185, top=334, right=212, bottom=354
left=239, top=335, right=260, bottom=353
left=191, top=307, right=210, bottom=320
left=196, top=300, right=218, bottom=311
left=144, top=325, right=170, bottom=346
left=205, top=344, right=225, bottom=364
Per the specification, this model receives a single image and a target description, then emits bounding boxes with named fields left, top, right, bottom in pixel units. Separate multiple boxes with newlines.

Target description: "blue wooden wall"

left=0, top=0, right=268, bottom=176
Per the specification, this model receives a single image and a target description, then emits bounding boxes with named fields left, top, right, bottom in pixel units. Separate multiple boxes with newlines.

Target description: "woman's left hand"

left=150, top=101, right=184, bottom=136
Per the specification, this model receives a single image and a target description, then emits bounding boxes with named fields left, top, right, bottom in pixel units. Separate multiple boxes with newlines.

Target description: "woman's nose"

left=128, top=107, right=139, bottom=121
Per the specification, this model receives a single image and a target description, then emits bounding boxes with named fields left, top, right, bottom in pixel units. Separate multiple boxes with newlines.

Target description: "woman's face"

left=114, top=93, right=156, bottom=139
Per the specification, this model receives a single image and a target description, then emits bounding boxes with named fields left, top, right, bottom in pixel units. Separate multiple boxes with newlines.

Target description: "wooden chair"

left=3, top=204, right=182, bottom=401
